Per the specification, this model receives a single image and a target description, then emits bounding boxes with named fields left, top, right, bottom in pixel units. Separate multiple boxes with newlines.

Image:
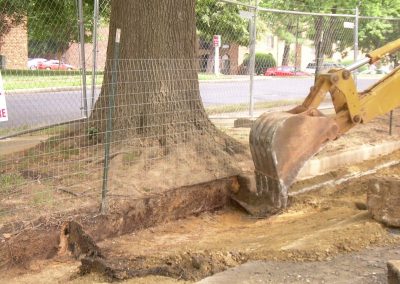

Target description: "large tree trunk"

left=87, top=0, right=244, bottom=163
left=85, top=0, right=245, bottom=192
left=90, top=0, right=216, bottom=145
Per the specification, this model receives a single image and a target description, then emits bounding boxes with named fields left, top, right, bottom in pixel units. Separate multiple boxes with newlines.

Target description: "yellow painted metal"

left=367, top=38, right=400, bottom=63
left=303, top=65, right=400, bottom=135
left=360, top=66, right=400, bottom=123
left=245, top=38, right=400, bottom=216
left=298, top=37, right=400, bottom=135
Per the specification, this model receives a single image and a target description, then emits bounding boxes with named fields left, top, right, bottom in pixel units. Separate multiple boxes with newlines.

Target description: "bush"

left=242, top=52, right=276, bottom=75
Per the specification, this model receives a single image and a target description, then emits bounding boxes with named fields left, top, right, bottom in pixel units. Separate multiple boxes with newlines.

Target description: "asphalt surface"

left=1, top=77, right=379, bottom=130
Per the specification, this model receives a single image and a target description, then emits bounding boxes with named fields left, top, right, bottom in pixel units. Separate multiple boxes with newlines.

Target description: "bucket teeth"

left=232, top=109, right=339, bottom=217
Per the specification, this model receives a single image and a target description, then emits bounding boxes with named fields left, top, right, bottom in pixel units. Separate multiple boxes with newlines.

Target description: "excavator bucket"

left=233, top=108, right=339, bottom=217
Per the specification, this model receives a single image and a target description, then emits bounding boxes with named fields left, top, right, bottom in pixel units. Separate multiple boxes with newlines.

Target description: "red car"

left=264, top=66, right=309, bottom=76
left=37, top=60, right=76, bottom=71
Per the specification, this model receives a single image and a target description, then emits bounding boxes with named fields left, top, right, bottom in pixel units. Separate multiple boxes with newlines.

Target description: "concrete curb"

left=297, top=141, right=400, bottom=180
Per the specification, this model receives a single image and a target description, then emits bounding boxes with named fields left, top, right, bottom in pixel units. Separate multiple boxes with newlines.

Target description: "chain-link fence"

left=0, top=0, right=399, bottom=231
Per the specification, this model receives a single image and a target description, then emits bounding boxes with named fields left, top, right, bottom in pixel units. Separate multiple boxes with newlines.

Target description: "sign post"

left=213, top=35, right=221, bottom=75
left=0, top=71, right=8, bottom=122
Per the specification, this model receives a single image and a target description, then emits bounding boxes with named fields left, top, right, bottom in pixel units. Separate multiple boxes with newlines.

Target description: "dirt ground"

left=3, top=149, right=400, bottom=283
left=0, top=105, right=398, bottom=226
left=199, top=245, right=400, bottom=284
left=219, top=109, right=399, bottom=157
left=2, top=109, right=400, bottom=283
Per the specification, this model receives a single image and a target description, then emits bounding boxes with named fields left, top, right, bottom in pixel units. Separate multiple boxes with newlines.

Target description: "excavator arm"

left=303, top=38, right=400, bottom=132
left=242, top=38, right=400, bottom=217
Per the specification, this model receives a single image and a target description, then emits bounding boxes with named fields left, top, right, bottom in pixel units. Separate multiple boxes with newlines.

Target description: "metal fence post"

left=294, top=16, right=299, bottom=74
left=91, top=0, right=100, bottom=112
left=78, top=0, right=88, bottom=119
left=315, top=30, right=324, bottom=83
left=353, top=5, right=359, bottom=85
left=248, top=0, right=258, bottom=117
left=101, top=28, right=121, bottom=214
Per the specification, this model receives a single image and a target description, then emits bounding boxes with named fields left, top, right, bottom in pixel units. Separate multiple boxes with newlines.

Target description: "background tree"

left=27, top=0, right=109, bottom=59
left=260, top=0, right=400, bottom=66
left=196, top=0, right=250, bottom=72
left=358, top=0, right=400, bottom=52
left=196, top=0, right=249, bottom=45
left=0, top=0, right=26, bottom=49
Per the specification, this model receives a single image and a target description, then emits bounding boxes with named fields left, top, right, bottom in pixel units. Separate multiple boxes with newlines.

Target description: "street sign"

left=0, top=71, right=8, bottom=122
left=239, top=10, right=253, bottom=20
left=213, top=35, right=221, bottom=48
left=344, top=21, right=355, bottom=29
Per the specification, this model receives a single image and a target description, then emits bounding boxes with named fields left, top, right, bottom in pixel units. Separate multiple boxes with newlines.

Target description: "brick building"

left=63, top=26, right=109, bottom=70
left=64, top=27, right=242, bottom=74
left=0, top=22, right=28, bottom=69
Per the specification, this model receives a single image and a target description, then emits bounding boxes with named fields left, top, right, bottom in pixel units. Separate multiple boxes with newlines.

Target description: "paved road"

left=1, top=77, right=380, bottom=130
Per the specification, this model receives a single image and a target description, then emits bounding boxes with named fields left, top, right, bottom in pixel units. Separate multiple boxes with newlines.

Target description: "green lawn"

left=3, top=74, right=103, bottom=91
left=2, top=72, right=242, bottom=91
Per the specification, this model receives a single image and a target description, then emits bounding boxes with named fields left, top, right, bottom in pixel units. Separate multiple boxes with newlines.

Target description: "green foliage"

left=0, top=0, right=109, bottom=57
left=28, top=0, right=91, bottom=57
left=260, top=0, right=400, bottom=58
left=0, top=0, right=27, bottom=45
left=243, top=52, right=276, bottom=74
left=357, top=0, right=400, bottom=51
left=196, top=0, right=249, bottom=46
left=88, top=127, right=99, bottom=140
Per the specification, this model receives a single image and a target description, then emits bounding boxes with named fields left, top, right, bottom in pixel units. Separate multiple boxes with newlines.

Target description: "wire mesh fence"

left=0, top=57, right=244, bottom=226
left=0, top=0, right=399, bottom=231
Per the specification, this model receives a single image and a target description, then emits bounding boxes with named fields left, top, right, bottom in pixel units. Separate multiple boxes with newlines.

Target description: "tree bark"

left=281, top=44, right=291, bottom=66
left=90, top=0, right=216, bottom=146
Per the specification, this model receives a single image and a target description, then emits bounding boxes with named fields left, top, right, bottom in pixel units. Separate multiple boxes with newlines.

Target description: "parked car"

left=264, top=66, right=309, bottom=76
left=27, top=58, right=47, bottom=70
left=37, top=60, right=76, bottom=71
left=305, top=62, right=344, bottom=74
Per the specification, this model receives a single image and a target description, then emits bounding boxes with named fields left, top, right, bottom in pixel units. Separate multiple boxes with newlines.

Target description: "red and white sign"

left=213, top=35, right=221, bottom=47
left=0, top=71, right=8, bottom=122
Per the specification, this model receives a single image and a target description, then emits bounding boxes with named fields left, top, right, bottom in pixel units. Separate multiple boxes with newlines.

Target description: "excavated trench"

left=74, top=149, right=400, bottom=282
left=0, top=177, right=236, bottom=271
left=2, top=148, right=400, bottom=282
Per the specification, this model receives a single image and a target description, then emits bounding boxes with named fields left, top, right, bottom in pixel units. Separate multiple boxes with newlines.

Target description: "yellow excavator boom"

left=240, top=38, right=400, bottom=217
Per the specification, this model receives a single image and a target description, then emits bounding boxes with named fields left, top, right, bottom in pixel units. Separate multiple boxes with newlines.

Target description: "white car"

left=27, top=58, right=47, bottom=70
left=305, top=62, right=344, bottom=74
